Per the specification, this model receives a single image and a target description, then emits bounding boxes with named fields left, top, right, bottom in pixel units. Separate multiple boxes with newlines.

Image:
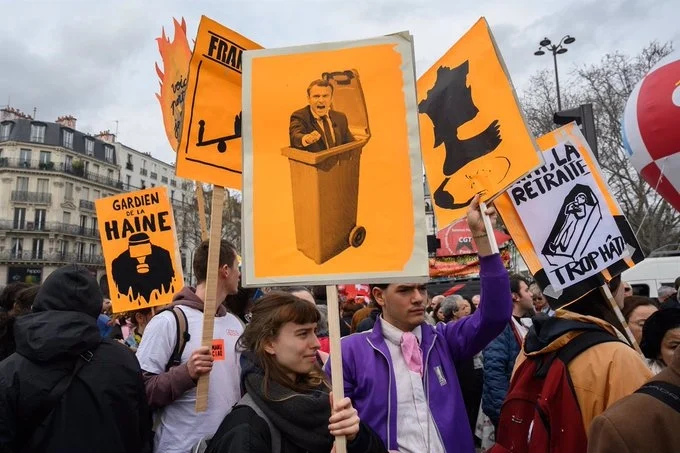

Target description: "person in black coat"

left=0, top=265, right=151, bottom=453
left=207, top=291, right=386, bottom=453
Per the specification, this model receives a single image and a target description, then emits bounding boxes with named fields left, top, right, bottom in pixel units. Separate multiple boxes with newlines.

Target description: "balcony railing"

left=0, top=157, right=123, bottom=190
left=79, top=199, right=96, bottom=211
left=0, top=250, right=104, bottom=265
left=0, top=219, right=100, bottom=238
left=11, top=191, right=52, bottom=204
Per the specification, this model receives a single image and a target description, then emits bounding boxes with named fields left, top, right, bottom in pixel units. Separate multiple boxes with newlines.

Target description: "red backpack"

left=490, top=328, right=621, bottom=453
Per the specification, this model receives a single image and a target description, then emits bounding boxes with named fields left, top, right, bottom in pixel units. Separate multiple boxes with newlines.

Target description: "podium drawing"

left=542, top=184, right=602, bottom=266
left=282, top=70, right=370, bottom=264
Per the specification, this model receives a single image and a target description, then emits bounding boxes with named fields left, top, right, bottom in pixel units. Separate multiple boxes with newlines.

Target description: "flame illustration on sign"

left=155, top=18, right=192, bottom=152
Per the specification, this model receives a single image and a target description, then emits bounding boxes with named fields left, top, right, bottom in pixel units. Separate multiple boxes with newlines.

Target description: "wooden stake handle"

left=325, top=285, right=347, bottom=453
left=480, top=201, right=499, bottom=254
left=195, top=186, right=225, bottom=412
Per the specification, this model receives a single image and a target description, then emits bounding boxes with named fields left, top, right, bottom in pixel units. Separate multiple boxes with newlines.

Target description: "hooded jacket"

left=513, top=310, right=652, bottom=434
left=587, top=346, right=680, bottom=453
left=0, top=265, right=151, bottom=453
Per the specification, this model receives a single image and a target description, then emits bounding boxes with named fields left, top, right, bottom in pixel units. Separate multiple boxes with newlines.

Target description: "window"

left=0, top=122, right=11, bottom=140
left=60, top=240, right=69, bottom=256
left=63, top=211, right=71, bottom=224
left=34, top=209, right=46, bottom=230
left=127, top=153, right=132, bottom=164
left=13, top=208, right=26, bottom=229
left=140, top=179, right=146, bottom=189
left=105, top=146, right=114, bottom=162
left=62, top=130, right=74, bottom=149
left=11, top=238, right=23, bottom=258
left=107, top=168, right=114, bottom=181
left=161, top=176, right=168, bottom=183
left=75, top=242, right=84, bottom=260
left=65, top=155, right=73, bottom=170
left=93, top=190, right=100, bottom=200
left=30, top=124, right=45, bottom=143
left=39, top=150, right=51, bottom=164
left=85, top=139, right=94, bottom=156
left=171, top=190, right=175, bottom=201
left=89, top=243, right=96, bottom=257
left=126, top=175, right=131, bottom=189
left=32, top=239, right=44, bottom=259
left=93, top=164, right=99, bottom=174
left=80, top=215, right=87, bottom=234
left=142, top=160, right=147, bottom=169
left=150, top=172, right=157, bottom=180
left=82, top=187, right=90, bottom=201
left=64, top=182, right=74, bottom=201
left=170, top=179, right=176, bottom=187
left=91, top=217, right=97, bottom=236
left=37, top=178, right=48, bottom=194
left=15, top=176, right=28, bottom=192
left=20, top=148, right=31, bottom=165
left=84, top=161, right=90, bottom=174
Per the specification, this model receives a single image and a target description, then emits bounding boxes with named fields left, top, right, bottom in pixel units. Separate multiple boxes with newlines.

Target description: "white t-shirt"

left=136, top=306, right=243, bottom=453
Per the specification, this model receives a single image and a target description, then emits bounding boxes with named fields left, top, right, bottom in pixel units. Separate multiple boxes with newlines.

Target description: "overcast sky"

left=1, top=0, right=677, bottom=166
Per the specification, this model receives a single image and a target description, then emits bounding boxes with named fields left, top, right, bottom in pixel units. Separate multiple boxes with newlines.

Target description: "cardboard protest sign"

left=241, top=33, right=429, bottom=286
left=155, top=17, right=192, bottom=152
left=96, top=187, right=183, bottom=313
left=176, top=16, right=262, bottom=189
left=417, top=17, right=542, bottom=228
left=495, top=123, right=644, bottom=304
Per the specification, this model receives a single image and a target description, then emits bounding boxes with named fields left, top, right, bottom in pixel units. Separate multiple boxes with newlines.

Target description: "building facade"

left=0, top=108, right=121, bottom=285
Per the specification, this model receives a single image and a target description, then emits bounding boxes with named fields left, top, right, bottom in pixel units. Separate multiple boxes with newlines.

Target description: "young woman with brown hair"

left=206, top=291, right=386, bottom=453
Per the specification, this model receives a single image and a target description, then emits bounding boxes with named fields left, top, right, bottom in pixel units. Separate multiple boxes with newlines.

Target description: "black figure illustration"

left=196, top=111, right=241, bottom=153
left=418, top=62, right=503, bottom=209
left=111, top=232, right=175, bottom=305
left=542, top=184, right=602, bottom=266
left=289, top=78, right=355, bottom=152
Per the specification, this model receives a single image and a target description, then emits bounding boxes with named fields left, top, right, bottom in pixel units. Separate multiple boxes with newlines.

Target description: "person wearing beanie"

left=0, top=265, right=151, bottom=453
left=640, top=308, right=680, bottom=375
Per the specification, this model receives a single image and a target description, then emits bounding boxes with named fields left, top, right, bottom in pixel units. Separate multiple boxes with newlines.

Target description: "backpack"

left=163, top=306, right=191, bottom=372
left=635, top=381, right=680, bottom=413
left=490, top=328, right=622, bottom=453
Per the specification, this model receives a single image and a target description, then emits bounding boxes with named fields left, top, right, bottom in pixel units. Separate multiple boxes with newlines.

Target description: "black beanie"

left=640, top=308, right=680, bottom=359
left=32, top=264, right=103, bottom=319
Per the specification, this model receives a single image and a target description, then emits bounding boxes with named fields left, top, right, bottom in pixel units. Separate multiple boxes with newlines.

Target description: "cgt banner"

left=96, top=187, right=183, bottom=313
left=495, top=123, right=644, bottom=306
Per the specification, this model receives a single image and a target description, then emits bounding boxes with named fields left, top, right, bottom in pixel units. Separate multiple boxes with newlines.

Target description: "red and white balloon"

left=622, top=52, right=680, bottom=212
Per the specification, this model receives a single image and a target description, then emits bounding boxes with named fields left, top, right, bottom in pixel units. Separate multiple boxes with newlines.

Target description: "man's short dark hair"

left=307, top=79, right=333, bottom=96
left=193, top=240, right=237, bottom=284
left=509, top=275, right=530, bottom=295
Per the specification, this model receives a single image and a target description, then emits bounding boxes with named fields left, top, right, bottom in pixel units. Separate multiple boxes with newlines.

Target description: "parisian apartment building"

left=0, top=107, right=195, bottom=288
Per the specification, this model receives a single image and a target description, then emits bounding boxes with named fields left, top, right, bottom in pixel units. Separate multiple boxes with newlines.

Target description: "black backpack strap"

left=636, top=381, right=680, bottom=413
left=557, top=329, right=622, bottom=365
left=165, top=306, right=191, bottom=372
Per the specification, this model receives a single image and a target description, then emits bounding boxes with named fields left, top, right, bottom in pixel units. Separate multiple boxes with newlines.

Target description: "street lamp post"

left=534, top=35, right=576, bottom=111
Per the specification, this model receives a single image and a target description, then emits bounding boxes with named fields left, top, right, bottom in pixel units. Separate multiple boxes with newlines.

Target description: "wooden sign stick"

left=195, top=183, right=209, bottom=241
left=325, top=285, right=347, bottom=453
left=480, top=201, right=500, bottom=254
left=600, top=284, right=643, bottom=355
left=195, top=186, right=225, bottom=412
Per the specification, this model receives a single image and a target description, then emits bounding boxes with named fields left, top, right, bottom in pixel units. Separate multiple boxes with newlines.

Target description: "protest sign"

left=417, top=17, right=542, bottom=228
left=176, top=16, right=262, bottom=189
left=496, top=123, right=644, bottom=304
left=96, top=187, right=183, bottom=313
left=241, top=33, right=428, bottom=286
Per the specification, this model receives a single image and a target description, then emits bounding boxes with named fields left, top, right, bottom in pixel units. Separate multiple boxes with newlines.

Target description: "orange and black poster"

left=417, top=17, right=543, bottom=228
left=96, top=187, right=183, bottom=313
left=241, top=33, right=429, bottom=286
left=176, top=16, right=262, bottom=189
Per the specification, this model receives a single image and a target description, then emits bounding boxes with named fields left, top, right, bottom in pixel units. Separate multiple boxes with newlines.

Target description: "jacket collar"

left=369, top=316, right=435, bottom=357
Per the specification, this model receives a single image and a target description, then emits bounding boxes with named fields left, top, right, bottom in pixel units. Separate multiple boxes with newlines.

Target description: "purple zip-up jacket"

left=326, top=254, right=511, bottom=452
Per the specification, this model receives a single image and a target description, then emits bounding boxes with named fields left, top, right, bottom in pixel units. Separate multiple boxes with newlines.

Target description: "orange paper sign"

left=155, top=17, right=192, bottom=152
left=211, top=339, right=225, bottom=361
left=176, top=16, right=262, bottom=188
left=96, top=187, right=183, bottom=313
left=241, top=33, right=429, bottom=286
left=417, top=17, right=543, bottom=228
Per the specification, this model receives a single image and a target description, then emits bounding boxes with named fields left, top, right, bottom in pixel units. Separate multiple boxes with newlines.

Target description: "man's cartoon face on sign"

left=308, top=83, right=333, bottom=117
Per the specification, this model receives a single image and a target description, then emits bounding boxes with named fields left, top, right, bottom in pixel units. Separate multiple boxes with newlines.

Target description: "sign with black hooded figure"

left=96, top=187, right=184, bottom=313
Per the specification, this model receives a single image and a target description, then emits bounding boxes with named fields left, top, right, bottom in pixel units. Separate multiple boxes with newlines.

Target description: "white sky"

left=1, top=0, right=677, bottom=165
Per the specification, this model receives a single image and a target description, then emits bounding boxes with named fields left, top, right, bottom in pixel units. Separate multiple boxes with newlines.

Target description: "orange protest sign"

left=211, top=339, right=225, bottom=361
left=495, top=123, right=643, bottom=307
left=176, top=16, right=262, bottom=188
left=242, top=33, right=429, bottom=286
left=417, top=17, right=542, bottom=228
left=155, top=17, right=192, bottom=152
left=96, top=187, right=183, bottom=313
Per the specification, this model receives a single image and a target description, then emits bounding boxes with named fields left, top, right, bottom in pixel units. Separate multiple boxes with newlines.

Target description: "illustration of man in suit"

left=289, top=79, right=354, bottom=152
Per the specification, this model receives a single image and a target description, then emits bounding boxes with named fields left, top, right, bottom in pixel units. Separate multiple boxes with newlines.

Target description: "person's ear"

left=372, top=287, right=386, bottom=308
left=263, top=339, right=276, bottom=355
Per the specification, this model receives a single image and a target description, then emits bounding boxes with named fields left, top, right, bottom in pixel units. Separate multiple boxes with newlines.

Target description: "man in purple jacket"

left=327, top=196, right=511, bottom=452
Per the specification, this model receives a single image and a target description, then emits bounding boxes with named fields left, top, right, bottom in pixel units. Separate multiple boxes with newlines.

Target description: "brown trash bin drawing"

left=282, top=69, right=371, bottom=264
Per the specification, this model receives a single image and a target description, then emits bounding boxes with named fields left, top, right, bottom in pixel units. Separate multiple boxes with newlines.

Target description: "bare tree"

left=520, top=41, right=680, bottom=254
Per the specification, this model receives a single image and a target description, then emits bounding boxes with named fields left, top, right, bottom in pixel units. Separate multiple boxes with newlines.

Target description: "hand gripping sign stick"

left=480, top=201, right=500, bottom=254
left=325, top=284, right=347, bottom=453
left=195, top=186, right=225, bottom=412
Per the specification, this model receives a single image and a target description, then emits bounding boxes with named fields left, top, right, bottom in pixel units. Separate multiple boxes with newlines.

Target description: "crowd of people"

left=0, top=198, right=679, bottom=453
